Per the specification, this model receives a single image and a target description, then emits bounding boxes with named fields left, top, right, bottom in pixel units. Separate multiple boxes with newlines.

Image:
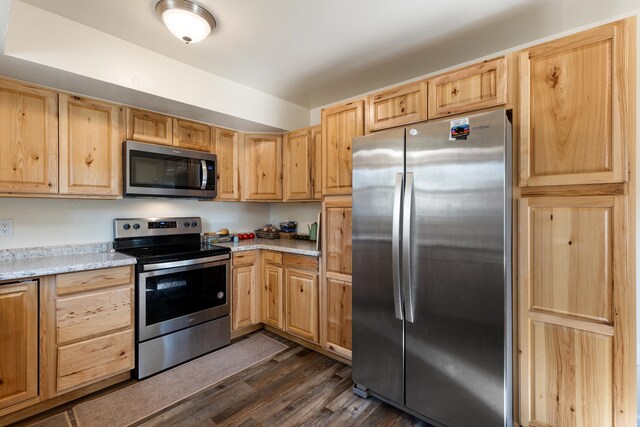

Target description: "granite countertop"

left=0, top=243, right=137, bottom=281
left=215, top=238, right=320, bottom=257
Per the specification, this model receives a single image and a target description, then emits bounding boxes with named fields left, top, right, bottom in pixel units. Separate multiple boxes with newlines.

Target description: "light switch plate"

left=0, top=219, right=13, bottom=237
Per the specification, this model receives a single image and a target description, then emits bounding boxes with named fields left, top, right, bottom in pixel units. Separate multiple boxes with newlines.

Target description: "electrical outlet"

left=0, top=219, right=13, bottom=237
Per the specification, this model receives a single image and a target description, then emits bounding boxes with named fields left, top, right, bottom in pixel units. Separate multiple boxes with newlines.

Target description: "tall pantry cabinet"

left=516, top=19, right=635, bottom=427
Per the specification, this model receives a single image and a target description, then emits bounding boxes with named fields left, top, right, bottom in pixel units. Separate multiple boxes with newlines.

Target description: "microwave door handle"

left=201, top=160, right=208, bottom=190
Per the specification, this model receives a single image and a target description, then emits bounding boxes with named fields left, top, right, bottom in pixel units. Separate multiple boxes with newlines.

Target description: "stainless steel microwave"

left=124, top=140, right=216, bottom=199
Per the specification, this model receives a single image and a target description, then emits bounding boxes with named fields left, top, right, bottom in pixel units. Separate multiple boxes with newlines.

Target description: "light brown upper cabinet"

left=368, top=80, right=427, bottom=131
left=126, top=108, right=173, bottom=146
left=283, top=128, right=313, bottom=201
left=518, top=195, right=632, bottom=427
left=518, top=20, right=633, bottom=187
left=173, top=118, right=211, bottom=152
left=243, top=133, right=283, bottom=201
left=322, top=100, right=365, bottom=196
left=59, top=94, right=124, bottom=196
left=0, top=281, right=38, bottom=412
left=427, top=56, right=507, bottom=119
left=212, top=127, right=241, bottom=201
left=311, top=125, right=322, bottom=200
left=0, top=78, right=58, bottom=194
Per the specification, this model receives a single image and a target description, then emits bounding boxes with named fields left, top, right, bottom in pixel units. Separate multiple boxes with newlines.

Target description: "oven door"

left=138, top=256, right=230, bottom=342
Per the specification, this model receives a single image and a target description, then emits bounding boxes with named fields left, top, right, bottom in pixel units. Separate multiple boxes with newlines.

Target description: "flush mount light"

left=156, top=0, right=216, bottom=44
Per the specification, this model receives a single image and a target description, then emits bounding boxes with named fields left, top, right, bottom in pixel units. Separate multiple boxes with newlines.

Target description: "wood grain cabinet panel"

left=173, top=118, right=211, bottom=152
left=283, top=128, right=313, bottom=201
left=212, top=127, right=240, bottom=201
left=311, top=125, right=322, bottom=200
left=56, top=266, right=132, bottom=296
left=368, top=80, right=427, bottom=131
left=285, top=268, right=319, bottom=343
left=519, top=20, right=632, bottom=187
left=126, top=108, right=173, bottom=146
left=262, top=262, right=284, bottom=329
left=0, top=281, right=38, bottom=410
left=59, top=94, right=124, bottom=196
left=322, top=100, right=365, bottom=196
left=232, top=264, right=257, bottom=331
left=325, top=278, right=352, bottom=358
left=0, top=79, right=58, bottom=194
left=324, top=200, right=353, bottom=276
left=428, top=57, right=506, bottom=119
left=243, top=134, right=283, bottom=200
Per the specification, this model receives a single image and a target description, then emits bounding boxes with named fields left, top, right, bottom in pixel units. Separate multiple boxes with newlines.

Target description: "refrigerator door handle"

left=392, top=173, right=404, bottom=321
left=402, top=172, right=415, bottom=323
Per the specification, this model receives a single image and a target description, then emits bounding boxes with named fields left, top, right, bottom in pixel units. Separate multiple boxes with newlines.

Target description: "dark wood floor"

left=16, top=332, right=429, bottom=427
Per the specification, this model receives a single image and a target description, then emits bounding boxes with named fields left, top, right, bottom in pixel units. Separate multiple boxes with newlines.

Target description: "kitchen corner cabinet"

left=173, top=118, right=211, bottom=152
left=427, top=56, right=507, bottom=119
left=321, top=196, right=353, bottom=359
left=0, top=78, right=58, bottom=194
left=262, top=251, right=284, bottom=329
left=284, top=254, right=319, bottom=343
left=59, top=94, right=124, bottom=196
left=40, top=266, right=134, bottom=397
left=212, top=127, right=241, bottom=201
left=518, top=20, right=633, bottom=187
left=311, top=125, right=322, bottom=200
left=243, top=133, right=283, bottom=201
left=126, top=108, right=173, bottom=146
left=322, top=100, right=365, bottom=196
left=0, top=281, right=38, bottom=412
left=231, top=251, right=259, bottom=331
left=283, top=128, right=313, bottom=201
left=368, top=80, right=427, bottom=132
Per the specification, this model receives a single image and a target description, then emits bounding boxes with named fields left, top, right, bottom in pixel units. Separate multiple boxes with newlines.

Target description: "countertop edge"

left=224, top=244, right=320, bottom=257
left=0, top=258, right=137, bottom=282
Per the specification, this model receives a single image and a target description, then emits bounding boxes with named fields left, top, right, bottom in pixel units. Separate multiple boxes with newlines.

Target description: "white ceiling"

left=18, top=0, right=640, bottom=109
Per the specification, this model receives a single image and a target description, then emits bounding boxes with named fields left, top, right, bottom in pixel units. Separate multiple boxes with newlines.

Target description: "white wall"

left=0, top=198, right=270, bottom=249
left=269, top=202, right=321, bottom=236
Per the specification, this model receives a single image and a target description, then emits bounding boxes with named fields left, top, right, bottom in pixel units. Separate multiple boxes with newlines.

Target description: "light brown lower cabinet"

left=284, top=254, right=319, bottom=344
left=323, top=277, right=352, bottom=359
left=262, top=251, right=284, bottom=329
left=0, top=281, right=39, bottom=412
left=41, top=266, right=135, bottom=398
left=231, top=251, right=259, bottom=331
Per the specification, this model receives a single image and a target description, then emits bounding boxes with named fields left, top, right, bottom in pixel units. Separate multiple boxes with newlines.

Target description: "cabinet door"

left=427, top=57, right=507, bottom=119
left=285, top=267, right=319, bottom=343
left=283, top=128, right=312, bottom=201
left=323, top=198, right=353, bottom=276
left=518, top=196, right=631, bottom=427
left=126, top=108, right=172, bottom=146
left=0, top=79, right=58, bottom=194
left=311, top=125, right=322, bottom=200
left=173, top=118, right=211, bottom=152
left=59, top=94, right=124, bottom=196
left=0, top=281, right=38, bottom=410
left=519, top=20, right=632, bottom=187
left=212, top=127, right=240, bottom=201
left=232, top=265, right=257, bottom=331
left=262, top=263, right=284, bottom=329
left=322, top=100, right=365, bottom=196
left=324, top=278, right=352, bottom=358
left=368, top=80, right=427, bottom=131
left=243, top=133, right=283, bottom=200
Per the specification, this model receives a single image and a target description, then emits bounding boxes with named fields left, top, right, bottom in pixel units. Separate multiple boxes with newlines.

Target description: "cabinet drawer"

left=57, top=286, right=133, bottom=345
left=284, top=254, right=318, bottom=271
left=233, top=251, right=256, bottom=267
left=56, top=266, right=132, bottom=296
left=57, top=329, right=134, bottom=393
left=263, top=251, right=283, bottom=266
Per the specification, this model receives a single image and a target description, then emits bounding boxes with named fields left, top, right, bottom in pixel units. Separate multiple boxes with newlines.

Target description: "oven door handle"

left=142, top=254, right=230, bottom=271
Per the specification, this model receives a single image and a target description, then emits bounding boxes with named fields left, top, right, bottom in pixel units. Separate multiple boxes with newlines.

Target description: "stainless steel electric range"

left=113, top=217, right=231, bottom=379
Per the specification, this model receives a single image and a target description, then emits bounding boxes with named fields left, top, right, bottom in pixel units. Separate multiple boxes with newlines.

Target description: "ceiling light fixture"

left=156, top=0, right=216, bottom=44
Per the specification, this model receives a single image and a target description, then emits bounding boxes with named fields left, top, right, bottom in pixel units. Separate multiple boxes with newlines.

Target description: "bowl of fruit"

left=255, top=224, right=280, bottom=239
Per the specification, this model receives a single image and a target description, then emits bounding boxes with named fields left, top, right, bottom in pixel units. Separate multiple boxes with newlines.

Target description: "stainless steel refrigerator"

left=352, top=109, right=512, bottom=427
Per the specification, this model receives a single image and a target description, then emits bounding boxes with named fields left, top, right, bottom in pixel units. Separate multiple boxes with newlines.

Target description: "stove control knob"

left=133, top=223, right=140, bottom=230
left=123, top=224, right=131, bottom=230
left=184, top=222, right=190, bottom=227
left=217, top=291, right=225, bottom=299
left=191, top=221, right=198, bottom=227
